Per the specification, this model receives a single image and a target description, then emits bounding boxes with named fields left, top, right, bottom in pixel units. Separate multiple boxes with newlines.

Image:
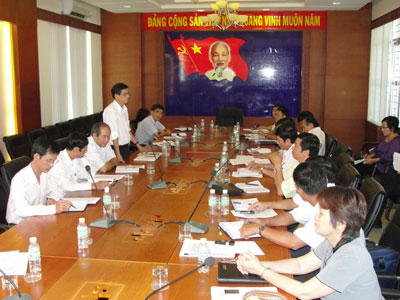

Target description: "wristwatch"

left=258, top=225, right=266, bottom=236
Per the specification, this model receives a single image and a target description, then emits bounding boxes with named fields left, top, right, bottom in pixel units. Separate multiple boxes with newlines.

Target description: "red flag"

left=168, top=35, right=248, bottom=81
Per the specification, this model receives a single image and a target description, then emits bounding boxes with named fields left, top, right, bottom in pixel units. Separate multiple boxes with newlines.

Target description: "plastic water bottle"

left=77, top=218, right=89, bottom=250
left=103, top=186, right=112, bottom=215
left=210, top=120, right=214, bottom=131
left=236, top=121, right=240, bottom=132
left=25, top=237, right=42, bottom=283
left=208, top=189, right=217, bottom=216
left=162, top=141, right=168, bottom=157
left=214, top=162, right=221, bottom=182
left=221, top=189, right=230, bottom=215
left=200, top=119, right=205, bottom=132
left=197, top=238, right=211, bottom=273
left=221, top=151, right=228, bottom=166
left=222, top=141, right=228, bottom=152
left=175, top=139, right=180, bottom=154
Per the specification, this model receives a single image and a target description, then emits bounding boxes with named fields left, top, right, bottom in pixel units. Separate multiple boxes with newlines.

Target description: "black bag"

left=367, top=244, right=400, bottom=288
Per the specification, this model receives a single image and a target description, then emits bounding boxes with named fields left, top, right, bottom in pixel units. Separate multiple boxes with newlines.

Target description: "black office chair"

left=42, top=125, right=62, bottom=141
left=55, top=121, right=73, bottom=138
left=82, top=115, right=97, bottom=133
left=69, top=117, right=89, bottom=135
left=3, top=134, right=31, bottom=159
left=93, top=111, right=103, bottom=123
left=335, top=163, right=362, bottom=189
left=0, top=173, right=9, bottom=225
left=55, top=137, right=69, bottom=151
left=332, top=141, right=353, bottom=158
left=360, top=177, right=386, bottom=237
left=26, top=128, right=46, bottom=149
left=324, top=133, right=338, bottom=158
left=332, top=152, right=354, bottom=171
left=0, top=156, right=31, bottom=195
left=215, top=106, right=243, bottom=127
left=0, top=150, right=5, bottom=166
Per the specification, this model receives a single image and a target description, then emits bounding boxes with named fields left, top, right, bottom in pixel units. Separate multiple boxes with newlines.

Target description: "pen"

left=237, top=211, right=255, bottom=214
left=71, top=204, right=76, bottom=208
left=246, top=183, right=259, bottom=186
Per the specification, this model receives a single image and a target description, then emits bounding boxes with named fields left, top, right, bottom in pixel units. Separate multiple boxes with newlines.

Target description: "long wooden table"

left=0, top=128, right=295, bottom=300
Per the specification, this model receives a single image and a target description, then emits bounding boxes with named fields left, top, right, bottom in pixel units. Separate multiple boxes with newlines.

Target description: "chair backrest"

left=333, top=152, right=354, bottom=171
left=325, top=133, right=338, bottom=158
left=55, top=121, right=73, bottom=138
left=0, top=150, right=4, bottom=166
left=3, top=134, right=31, bottom=159
left=42, top=125, right=61, bottom=141
left=82, top=115, right=97, bottom=134
left=26, top=128, right=46, bottom=148
left=55, top=137, right=69, bottom=151
left=360, top=177, right=386, bottom=237
left=335, top=163, right=362, bottom=189
left=332, top=142, right=353, bottom=158
left=92, top=111, right=103, bottom=123
left=0, top=156, right=31, bottom=195
left=69, top=117, right=89, bottom=135
left=379, top=206, right=400, bottom=252
left=215, top=106, right=244, bottom=127
left=0, top=173, right=9, bottom=224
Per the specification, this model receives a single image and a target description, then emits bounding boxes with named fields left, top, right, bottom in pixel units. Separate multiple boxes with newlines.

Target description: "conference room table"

left=0, top=128, right=295, bottom=300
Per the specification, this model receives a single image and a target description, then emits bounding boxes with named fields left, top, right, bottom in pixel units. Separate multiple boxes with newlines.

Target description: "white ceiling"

left=81, top=0, right=372, bottom=13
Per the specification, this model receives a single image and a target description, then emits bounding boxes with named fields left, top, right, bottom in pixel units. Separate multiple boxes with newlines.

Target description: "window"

left=368, top=18, right=400, bottom=125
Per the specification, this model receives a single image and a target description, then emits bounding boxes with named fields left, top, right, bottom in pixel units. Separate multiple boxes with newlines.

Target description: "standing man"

left=205, top=41, right=236, bottom=81
left=103, top=82, right=144, bottom=162
left=135, top=104, right=171, bottom=145
left=86, top=122, right=119, bottom=173
left=6, top=137, right=72, bottom=224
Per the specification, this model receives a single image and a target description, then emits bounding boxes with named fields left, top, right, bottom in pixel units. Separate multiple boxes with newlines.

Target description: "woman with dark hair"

left=259, top=104, right=290, bottom=139
left=131, top=108, right=150, bottom=133
left=237, top=186, right=382, bottom=300
left=357, top=116, right=400, bottom=178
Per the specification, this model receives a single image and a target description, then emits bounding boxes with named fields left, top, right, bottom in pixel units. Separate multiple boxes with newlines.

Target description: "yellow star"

left=191, top=43, right=202, bottom=54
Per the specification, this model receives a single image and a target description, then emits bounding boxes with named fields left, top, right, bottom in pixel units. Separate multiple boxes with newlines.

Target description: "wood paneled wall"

left=101, top=11, right=142, bottom=119
left=0, top=0, right=41, bottom=131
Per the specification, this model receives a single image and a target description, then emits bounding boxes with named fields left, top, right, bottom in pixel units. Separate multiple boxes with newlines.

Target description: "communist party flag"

left=168, top=35, right=248, bottom=81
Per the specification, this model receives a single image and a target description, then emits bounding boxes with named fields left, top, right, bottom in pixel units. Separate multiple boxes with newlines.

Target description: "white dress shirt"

left=282, top=143, right=296, bottom=172
left=86, top=136, right=116, bottom=173
left=293, top=203, right=325, bottom=248
left=103, top=100, right=131, bottom=145
left=6, top=164, right=56, bottom=224
left=281, top=160, right=299, bottom=198
left=48, top=149, right=93, bottom=197
left=309, top=126, right=326, bottom=155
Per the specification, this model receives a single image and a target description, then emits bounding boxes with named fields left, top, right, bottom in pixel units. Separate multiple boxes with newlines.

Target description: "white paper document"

left=211, top=286, right=278, bottom=300
left=171, top=132, right=187, bottom=137
left=179, top=239, right=264, bottom=258
left=394, top=152, right=400, bottom=171
left=231, top=209, right=277, bottom=219
left=230, top=155, right=255, bottom=166
left=0, top=251, right=29, bottom=275
left=354, top=159, right=365, bottom=165
left=115, top=165, right=144, bottom=174
left=174, top=127, right=192, bottom=131
left=163, top=136, right=185, bottom=141
left=235, top=180, right=270, bottom=194
left=62, top=197, right=100, bottom=205
left=219, top=221, right=261, bottom=240
left=248, top=148, right=272, bottom=154
left=94, top=174, right=124, bottom=182
left=153, top=141, right=174, bottom=147
left=68, top=200, right=88, bottom=212
left=254, top=158, right=271, bottom=164
left=232, top=168, right=263, bottom=178
left=231, top=198, right=258, bottom=211
left=133, top=152, right=161, bottom=162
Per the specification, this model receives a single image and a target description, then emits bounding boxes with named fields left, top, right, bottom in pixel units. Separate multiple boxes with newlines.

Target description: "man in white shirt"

left=48, top=132, right=110, bottom=198
left=135, top=104, right=171, bottom=145
left=6, top=137, right=72, bottom=224
left=239, top=161, right=327, bottom=252
left=298, top=111, right=326, bottom=155
left=86, top=122, right=119, bottom=173
left=103, top=82, right=145, bottom=162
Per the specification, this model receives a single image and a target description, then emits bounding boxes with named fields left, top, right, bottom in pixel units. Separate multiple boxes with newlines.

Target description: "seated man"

left=135, top=104, right=170, bottom=145
left=86, top=122, right=119, bottom=173
left=48, top=132, right=110, bottom=197
left=6, top=137, right=72, bottom=224
left=298, top=110, right=326, bottom=155
left=240, top=161, right=327, bottom=253
left=270, top=132, right=319, bottom=198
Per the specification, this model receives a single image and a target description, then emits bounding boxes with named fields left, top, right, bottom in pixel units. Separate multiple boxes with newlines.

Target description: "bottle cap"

left=224, top=141, right=227, bottom=144
left=200, top=238, right=207, bottom=242
left=29, top=237, right=37, bottom=243
left=215, top=163, right=220, bottom=167
left=105, top=186, right=110, bottom=193
left=79, top=217, right=85, bottom=223
left=210, top=189, right=215, bottom=194
left=223, top=189, right=228, bottom=194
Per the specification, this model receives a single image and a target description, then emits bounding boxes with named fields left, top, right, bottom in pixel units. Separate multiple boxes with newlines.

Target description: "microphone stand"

left=148, top=143, right=176, bottom=190
left=169, top=146, right=193, bottom=164
left=0, top=268, right=33, bottom=300
left=85, top=166, right=141, bottom=229
left=143, top=257, right=215, bottom=300
left=157, top=148, right=238, bottom=233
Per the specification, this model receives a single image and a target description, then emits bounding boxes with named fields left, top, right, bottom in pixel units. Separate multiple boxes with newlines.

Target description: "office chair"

left=335, top=163, right=362, bottom=189
left=0, top=155, right=31, bottom=195
left=3, top=134, right=31, bottom=159
left=26, top=128, right=46, bottom=148
left=55, top=121, right=73, bottom=138
left=324, top=133, right=338, bottom=158
left=332, top=152, right=354, bottom=171
left=332, top=141, right=353, bottom=158
left=93, top=111, right=103, bottom=123
left=69, top=117, right=89, bottom=135
left=42, top=125, right=62, bottom=141
left=360, top=177, right=386, bottom=237
left=55, top=137, right=69, bottom=151
left=215, top=106, right=244, bottom=127
left=0, top=150, right=4, bottom=166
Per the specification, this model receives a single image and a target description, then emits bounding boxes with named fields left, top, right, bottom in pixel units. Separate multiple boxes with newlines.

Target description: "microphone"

left=148, top=143, right=176, bottom=190
left=143, top=257, right=215, bottom=300
left=169, top=142, right=193, bottom=164
left=158, top=148, right=239, bottom=233
left=0, top=268, right=33, bottom=300
left=85, top=165, right=140, bottom=229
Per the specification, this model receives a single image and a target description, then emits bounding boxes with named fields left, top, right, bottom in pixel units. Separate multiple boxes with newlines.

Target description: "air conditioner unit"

left=61, top=0, right=92, bottom=20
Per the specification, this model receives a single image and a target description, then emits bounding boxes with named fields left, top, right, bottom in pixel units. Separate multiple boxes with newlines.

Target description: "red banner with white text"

left=142, top=11, right=326, bottom=31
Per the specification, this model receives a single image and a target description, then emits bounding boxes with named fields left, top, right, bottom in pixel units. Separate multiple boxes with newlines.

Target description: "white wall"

left=37, top=0, right=101, bottom=26
left=372, top=0, right=400, bottom=20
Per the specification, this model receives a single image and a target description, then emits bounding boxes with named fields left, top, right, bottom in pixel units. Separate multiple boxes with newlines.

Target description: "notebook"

left=218, top=262, right=268, bottom=283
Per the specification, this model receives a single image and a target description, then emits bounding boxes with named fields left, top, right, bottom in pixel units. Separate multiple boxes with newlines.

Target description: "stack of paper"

left=68, top=200, right=88, bottom=212
left=232, top=168, right=262, bottom=178
left=211, top=287, right=277, bottom=300
left=235, top=180, right=270, bottom=194
left=0, top=251, right=29, bottom=275
left=248, top=148, right=272, bottom=154
left=94, top=174, right=124, bottom=182
left=179, top=239, right=264, bottom=258
left=231, top=209, right=277, bottom=219
left=115, top=165, right=144, bottom=174
left=254, top=158, right=271, bottom=164
left=230, top=155, right=255, bottom=166
left=134, top=152, right=162, bottom=162
left=172, top=132, right=187, bottom=137
left=219, top=221, right=261, bottom=240
left=153, top=140, right=174, bottom=147
left=174, top=127, right=192, bottom=131
left=163, top=136, right=185, bottom=141
left=62, top=197, right=100, bottom=205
